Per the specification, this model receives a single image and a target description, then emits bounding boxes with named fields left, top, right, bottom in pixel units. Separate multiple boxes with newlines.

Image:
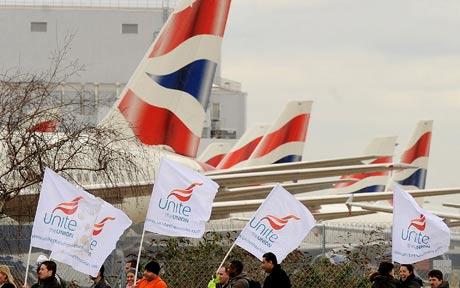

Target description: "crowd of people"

left=0, top=254, right=452, bottom=288
left=369, top=262, right=449, bottom=288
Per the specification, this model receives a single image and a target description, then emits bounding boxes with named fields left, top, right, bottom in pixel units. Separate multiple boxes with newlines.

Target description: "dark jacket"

left=2, top=283, right=16, bottom=288
left=399, top=274, right=421, bottom=288
left=263, top=264, right=291, bottom=288
left=92, top=278, right=112, bottom=288
left=369, top=273, right=399, bottom=288
left=223, top=274, right=249, bottom=288
left=438, top=281, right=449, bottom=288
left=31, top=276, right=62, bottom=288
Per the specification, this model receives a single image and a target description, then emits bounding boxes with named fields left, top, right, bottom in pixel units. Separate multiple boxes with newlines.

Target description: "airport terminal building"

left=0, top=0, right=246, bottom=152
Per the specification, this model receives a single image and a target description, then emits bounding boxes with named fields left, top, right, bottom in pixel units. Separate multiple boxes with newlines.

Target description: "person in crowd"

left=35, top=256, right=65, bottom=288
left=208, top=266, right=229, bottom=288
left=399, top=264, right=422, bottom=288
left=90, top=266, right=111, bottom=288
left=125, top=269, right=136, bottom=288
left=428, top=269, right=449, bottom=288
left=0, top=265, right=17, bottom=288
left=369, top=261, right=399, bottom=288
left=223, top=260, right=249, bottom=288
left=125, top=261, right=137, bottom=273
left=260, top=252, right=290, bottom=288
left=31, top=261, right=61, bottom=288
left=135, top=261, right=166, bottom=288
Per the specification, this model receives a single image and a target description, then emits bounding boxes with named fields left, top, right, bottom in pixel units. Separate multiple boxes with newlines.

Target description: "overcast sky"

left=220, top=0, right=460, bottom=189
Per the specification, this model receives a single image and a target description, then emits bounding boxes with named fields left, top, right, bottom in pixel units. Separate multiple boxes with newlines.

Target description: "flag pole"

left=133, top=228, right=146, bottom=285
left=216, top=242, right=236, bottom=274
left=24, top=242, right=33, bottom=287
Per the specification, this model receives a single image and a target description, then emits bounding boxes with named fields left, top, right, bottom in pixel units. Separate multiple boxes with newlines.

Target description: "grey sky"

left=220, top=0, right=460, bottom=188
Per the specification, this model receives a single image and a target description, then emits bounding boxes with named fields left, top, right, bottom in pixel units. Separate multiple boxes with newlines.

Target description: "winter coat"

left=369, top=273, right=399, bottom=288
left=31, top=276, right=62, bottom=288
left=223, top=274, right=249, bottom=288
left=399, top=274, right=421, bottom=288
left=263, top=265, right=291, bottom=288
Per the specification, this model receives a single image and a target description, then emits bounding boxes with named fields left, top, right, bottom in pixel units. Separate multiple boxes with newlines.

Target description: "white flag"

left=31, top=168, right=103, bottom=273
left=235, top=185, right=316, bottom=262
left=144, top=158, right=219, bottom=238
left=51, top=200, right=132, bottom=276
left=392, top=184, right=450, bottom=263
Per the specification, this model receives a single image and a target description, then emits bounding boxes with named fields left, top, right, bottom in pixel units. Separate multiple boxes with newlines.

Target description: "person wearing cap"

left=135, top=261, right=166, bottom=288
left=0, top=265, right=17, bottom=288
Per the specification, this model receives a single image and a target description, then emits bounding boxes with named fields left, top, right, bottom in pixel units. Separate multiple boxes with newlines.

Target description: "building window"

left=122, top=24, right=138, bottom=34
left=31, top=22, right=47, bottom=32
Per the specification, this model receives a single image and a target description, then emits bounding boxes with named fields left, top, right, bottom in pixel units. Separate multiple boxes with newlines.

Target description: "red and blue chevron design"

left=395, top=121, right=432, bottom=189
left=117, top=0, right=231, bottom=157
left=246, top=101, right=312, bottom=167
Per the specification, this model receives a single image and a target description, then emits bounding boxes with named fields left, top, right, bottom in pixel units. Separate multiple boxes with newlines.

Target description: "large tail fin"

left=393, top=120, right=433, bottom=189
left=216, top=124, right=270, bottom=169
left=101, top=0, right=232, bottom=157
left=334, top=136, right=397, bottom=193
left=197, top=142, right=233, bottom=167
left=246, top=101, right=312, bottom=166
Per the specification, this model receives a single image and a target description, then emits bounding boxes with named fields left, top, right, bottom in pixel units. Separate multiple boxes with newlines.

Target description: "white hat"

left=36, top=254, right=49, bottom=266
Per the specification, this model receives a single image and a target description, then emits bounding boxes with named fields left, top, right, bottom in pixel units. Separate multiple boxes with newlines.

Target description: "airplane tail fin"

left=393, top=120, right=433, bottom=189
left=216, top=124, right=270, bottom=169
left=100, top=0, right=232, bottom=157
left=246, top=101, right=312, bottom=166
left=335, top=136, right=397, bottom=193
left=197, top=142, right=233, bottom=167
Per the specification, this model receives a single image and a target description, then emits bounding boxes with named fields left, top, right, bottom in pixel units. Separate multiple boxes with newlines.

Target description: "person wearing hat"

left=0, top=265, right=17, bottom=288
left=135, top=261, right=166, bottom=288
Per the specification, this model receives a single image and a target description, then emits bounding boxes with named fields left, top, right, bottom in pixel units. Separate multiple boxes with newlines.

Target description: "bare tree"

left=0, top=39, right=145, bottom=221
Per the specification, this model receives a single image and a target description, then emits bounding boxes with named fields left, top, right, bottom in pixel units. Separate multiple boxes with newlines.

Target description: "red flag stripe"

left=252, top=114, right=310, bottom=158
left=149, top=0, right=231, bottom=58
left=401, top=132, right=431, bottom=164
left=118, top=89, right=200, bottom=157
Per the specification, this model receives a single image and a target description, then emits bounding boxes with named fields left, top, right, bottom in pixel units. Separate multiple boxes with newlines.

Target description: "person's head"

left=37, top=261, right=56, bottom=280
left=261, top=252, right=278, bottom=273
left=216, top=267, right=229, bottom=285
left=126, top=268, right=136, bottom=286
left=227, top=260, right=244, bottom=278
left=36, top=255, right=49, bottom=274
left=428, top=270, right=444, bottom=288
left=143, top=261, right=161, bottom=281
left=125, top=260, right=137, bottom=272
left=90, top=265, right=105, bottom=282
left=377, top=261, right=394, bottom=277
left=399, top=264, right=414, bottom=281
left=0, top=265, right=16, bottom=287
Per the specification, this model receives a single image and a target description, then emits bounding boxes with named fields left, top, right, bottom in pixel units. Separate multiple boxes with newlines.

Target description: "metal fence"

left=1, top=222, right=460, bottom=288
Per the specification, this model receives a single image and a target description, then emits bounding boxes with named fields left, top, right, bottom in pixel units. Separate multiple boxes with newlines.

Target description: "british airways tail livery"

left=246, top=101, right=312, bottom=166
left=393, top=120, right=433, bottom=189
left=101, top=0, right=232, bottom=158
left=217, top=124, right=270, bottom=169
left=198, top=142, right=233, bottom=167
left=334, top=136, right=397, bottom=194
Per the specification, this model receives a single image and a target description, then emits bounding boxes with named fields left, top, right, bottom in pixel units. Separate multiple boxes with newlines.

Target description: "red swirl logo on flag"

left=408, top=214, right=426, bottom=231
left=261, top=214, right=301, bottom=230
left=167, top=182, right=203, bottom=202
left=52, top=196, right=84, bottom=215
left=92, top=217, right=116, bottom=236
